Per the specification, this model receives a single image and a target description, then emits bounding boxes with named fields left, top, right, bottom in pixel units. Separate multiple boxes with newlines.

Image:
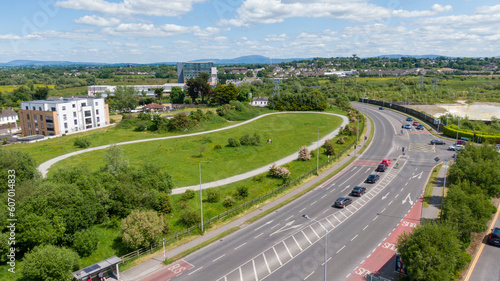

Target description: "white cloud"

left=102, top=23, right=218, bottom=38
left=56, top=0, right=206, bottom=17
left=74, top=15, right=120, bottom=26
left=0, top=34, right=42, bottom=40
left=218, top=0, right=453, bottom=26
left=265, top=34, right=287, bottom=41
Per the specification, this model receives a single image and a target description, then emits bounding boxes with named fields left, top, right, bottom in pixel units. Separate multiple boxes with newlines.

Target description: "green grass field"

left=48, top=113, right=343, bottom=187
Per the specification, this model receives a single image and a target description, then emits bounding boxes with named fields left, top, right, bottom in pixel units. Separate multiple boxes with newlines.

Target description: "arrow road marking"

left=341, top=185, right=351, bottom=192
left=411, top=171, right=423, bottom=179
left=270, top=220, right=303, bottom=236
left=381, top=192, right=390, bottom=200
left=254, top=220, right=274, bottom=231
left=402, top=193, right=413, bottom=205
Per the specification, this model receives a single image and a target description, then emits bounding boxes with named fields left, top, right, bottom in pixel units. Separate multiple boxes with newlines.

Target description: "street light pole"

left=199, top=161, right=210, bottom=233
left=317, top=126, right=326, bottom=175
left=303, top=215, right=327, bottom=281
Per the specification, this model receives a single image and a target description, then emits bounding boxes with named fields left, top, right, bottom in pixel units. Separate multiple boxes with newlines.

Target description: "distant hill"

left=189, top=55, right=308, bottom=65
left=0, top=60, right=107, bottom=67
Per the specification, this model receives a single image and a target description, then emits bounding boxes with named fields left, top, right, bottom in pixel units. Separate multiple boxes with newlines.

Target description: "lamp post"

left=317, top=126, right=326, bottom=175
left=303, top=215, right=327, bottom=281
left=199, top=161, right=210, bottom=233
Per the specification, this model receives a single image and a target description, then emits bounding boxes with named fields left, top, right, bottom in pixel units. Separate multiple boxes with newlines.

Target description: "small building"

left=143, top=103, right=171, bottom=113
left=0, top=108, right=18, bottom=132
left=250, top=97, right=269, bottom=107
left=18, top=97, right=110, bottom=137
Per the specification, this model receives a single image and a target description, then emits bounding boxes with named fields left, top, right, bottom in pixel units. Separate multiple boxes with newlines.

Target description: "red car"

left=381, top=159, right=391, bottom=166
left=413, top=121, right=419, bottom=126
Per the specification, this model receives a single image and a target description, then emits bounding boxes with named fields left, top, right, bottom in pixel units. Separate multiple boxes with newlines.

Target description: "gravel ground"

left=407, top=102, right=500, bottom=120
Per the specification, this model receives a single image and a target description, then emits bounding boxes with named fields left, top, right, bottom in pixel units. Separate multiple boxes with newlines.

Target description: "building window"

left=41, top=123, right=44, bottom=129
left=62, top=106, right=66, bottom=110
left=26, top=114, right=30, bottom=120
left=81, top=103, right=86, bottom=107
left=64, top=123, right=68, bottom=129
left=72, top=104, right=76, bottom=108
left=85, top=118, right=92, bottom=125
left=34, top=115, right=37, bottom=121
left=74, top=120, right=77, bottom=125
left=73, top=112, right=77, bottom=117
left=51, top=107, right=56, bottom=111
left=45, top=116, right=53, bottom=123
left=32, top=106, right=36, bottom=110
left=84, top=110, right=91, bottom=117
left=95, top=101, right=98, bottom=106
left=40, top=115, right=43, bottom=121
left=63, top=114, right=67, bottom=121
left=25, top=106, right=28, bottom=110
left=38, top=107, right=42, bottom=111
left=42, top=132, right=45, bottom=136
left=96, top=109, right=99, bottom=115
left=97, top=117, right=100, bottom=122
left=46, top=124, right=54, bottom=131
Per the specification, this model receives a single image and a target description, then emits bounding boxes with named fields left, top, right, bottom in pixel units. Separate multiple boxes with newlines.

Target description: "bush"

left=223, top=196, right=236, bottom=208
left=73, top=137, right=91, bottom=148
left=236, top=186, right=249, bottom=198
left=181, top=189, right=195, bottom=201
left=21, top=245, right=80, bottom=281
left=156, top=193, right=173, bottom=214
left=72, top=229, right=98, bottom=257
left=252, top=174, right=265, bottom=182
left=240, top=133, right=261, bottom=146
left=268, top=164, right=291, bottom=178
left=120, top=210, right=165, bottom=249
left=168, top=113, right=192, bottom=131
left=324, top=139, right=335, bottom=156
left=206, top=188, right=220, bottom=203
left=228, top=137, right=241, bottom=147
left=298, top=146, right=311, bottom=161
left=214, top=144, right=222, bottom=150
left=179, top=208, right=200, bottom=226
left=183, top=97, right=193, bottom=104
left=337, top=137, right=345, bottom=144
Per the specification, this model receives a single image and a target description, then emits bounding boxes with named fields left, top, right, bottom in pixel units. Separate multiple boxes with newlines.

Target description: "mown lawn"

left=48, top=113, right=343, bottom=187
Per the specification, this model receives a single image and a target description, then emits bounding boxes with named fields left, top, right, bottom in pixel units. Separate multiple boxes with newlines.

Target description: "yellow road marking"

left=463, top=203, right=500, bottom=281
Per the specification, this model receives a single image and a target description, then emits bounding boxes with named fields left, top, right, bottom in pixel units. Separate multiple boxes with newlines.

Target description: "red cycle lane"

left=140, top=260, right=193, bottom=281
left=348, top=194, right=423, bottom=281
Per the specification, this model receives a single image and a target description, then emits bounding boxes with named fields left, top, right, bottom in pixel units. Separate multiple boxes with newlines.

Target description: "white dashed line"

left=213, top=254, right=225, bottom=262
left=234, top=242, right=247, bottom=250
left=336, top=245, right=345, bottom=254
left=351, top=234, right=359, bottom=241
left=310, top=200, right=317, bottom=206
left=304, top=271, right=315, bottom=280
left=188, top=267, right=203, bottom=275
left=299, top=207, right=306, bottom=213
left=381, top=208, right=386, bottom=213
left=363, top=225, right=369, bottom=231
left=373, top=216, right=378, bottom=221
left=254, top=233, right=263, bottom=239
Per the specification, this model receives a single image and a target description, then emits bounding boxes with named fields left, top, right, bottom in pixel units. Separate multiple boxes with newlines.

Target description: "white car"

left=448, top=144, right=464, bottom=151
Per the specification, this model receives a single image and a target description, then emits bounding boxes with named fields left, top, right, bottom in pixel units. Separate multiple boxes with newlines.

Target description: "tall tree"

left=120, top=210, right=165, bottom=249
left=101, top=145, right=129, bottom=176
left=153, top=87, right=164, bottom=104
left=169, top=86, right=185, bottom=104
left=21, top=245, right=80, bottom=281
left=33, top=87, right=49, bottom=100
left=186, top=72, right=212, bottom=103
left=210, top=83, right=238, bottom=105
left=109, top=86, right=138, bottom=111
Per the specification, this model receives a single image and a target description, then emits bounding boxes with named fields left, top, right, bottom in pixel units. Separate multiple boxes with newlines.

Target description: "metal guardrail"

left=118, top=118, right=365, bottom=265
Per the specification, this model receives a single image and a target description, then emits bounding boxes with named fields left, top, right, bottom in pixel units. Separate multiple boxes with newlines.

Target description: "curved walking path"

left=38, top=112, right=349, bottom=192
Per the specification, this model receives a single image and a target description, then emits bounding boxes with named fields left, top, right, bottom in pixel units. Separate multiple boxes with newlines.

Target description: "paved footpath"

left=348, top=194, right=423, bottom=280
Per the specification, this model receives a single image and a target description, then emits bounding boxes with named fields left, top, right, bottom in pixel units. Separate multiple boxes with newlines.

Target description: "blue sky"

left=0, top=0, right=499, bottom=63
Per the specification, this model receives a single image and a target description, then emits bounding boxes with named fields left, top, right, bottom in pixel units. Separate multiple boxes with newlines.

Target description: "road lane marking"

left=285, top=215, right=294, bottom=221
left=254, top=233, right=263, bottom=239
left=254, top=220, right=273, bottom=231
left=283, top=241, right=293, bottom=258
left=341, top=185, right=351, bottom=192
left=304, top=271, right=314, bottom=280
left=336, top=245, right=345, bottom=253
left=188, top=267, right=203, bottom=275
left=310, top=226, right=321, bottom=239
left=310, top=200, right=317, bottom=206
left=301, top=230, right=312, bottom=244
left=321, top=194, right=327, bottom=199
left=239, top=267, right=243, bottom=281
left=299, top=207, right=306, bottom=213
left=271, top=223, right=280, bottom=229
left=351, top=234, right=359, bottom=241
left=252, top=259, right=258, bottom=281
left=322, top=257, right=332, bottom=266
left=333, top=214, right=342, bottom=223
left=373, top=216, right=378, bottom=221
left=272, top=247, right=283, bottom=266
left=213, top=254, right=225, bottom=262
left=325, top=217, right=335, bottom=227
left=394, top=194, right=399, bottom=198
left=234, top=242, right=247, bottom=250
left=292, top=235, right=303, bottom=251
left=363, top=225, right=369, bottom=231
left=322, top=209, right=329, bottom=214
left=262, top=252, right=271, bottom=274
left=400, top=187, right=404, bottom=192
left=381, top=208, right=386, bottom=213
left=388, top=200, right=393, bottom=206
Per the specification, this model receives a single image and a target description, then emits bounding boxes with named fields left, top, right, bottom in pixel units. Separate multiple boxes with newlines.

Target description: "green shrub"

left=72, top=229, right=98, bottom=257
left=324, top=139, right=335, bottom=156
left=179, top=208, right=200, bottom=226
left=181, top=189, right=195, bottom=201
left=156, top=193, right=173, bottom=214
left=336, top=137, right=345, bottom=144
left=236, top=186, right=249, bottom=198
left=73, top=137, right=91, bottom=148
left=206, top=189, right=220, bottom=203
left=228, top=137, right=241, bottom=147
left=214, top=144, right=222, bottom=150
left=223, top=196, right=236, bottom=208
left=252, top=174, right=265, bottom=182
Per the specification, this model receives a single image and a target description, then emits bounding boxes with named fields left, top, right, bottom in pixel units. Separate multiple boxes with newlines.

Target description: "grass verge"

left=423, top=163, right=443, bottom=208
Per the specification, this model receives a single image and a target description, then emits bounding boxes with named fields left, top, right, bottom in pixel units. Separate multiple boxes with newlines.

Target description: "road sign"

left=434, top=157, right=440, bottom=162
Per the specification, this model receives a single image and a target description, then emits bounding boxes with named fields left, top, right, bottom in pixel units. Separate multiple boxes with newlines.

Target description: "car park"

left=406, top=117, right=413, bottom=121
left=430, top=139, right=446, bottom=145
left=376, top=164, right=387, bottom=172
left=413, top=121, right=419, bottom=126
left=488, top=227, right=500, bottom=246
left=448, top=144, right=464, bottom=151
left=366, top=174, right=380, bottom=183
left=351, top=186, right=366, bottom=197
left=405, top=124, right=411, bottom=129
left=381, top=159, right=391, bottom=166
left=334, top=197, right=353, bottom=208
left=416, top=124, right=424, bottom=130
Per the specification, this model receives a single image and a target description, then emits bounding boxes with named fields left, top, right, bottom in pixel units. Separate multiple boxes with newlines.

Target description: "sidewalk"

left=110, top=118, right=372, bottom=281
left=421, top=160, right=448, bottom=221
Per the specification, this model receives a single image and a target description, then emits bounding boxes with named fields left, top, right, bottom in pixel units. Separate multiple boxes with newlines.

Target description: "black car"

left=366, top=174, right=380, bottom=183
left=430, top=139, right=446, bottom=145
left=334, top=197, right=353, bottom=208
left=379, top=107, right=384, bottom=110
left=376, top=164, right=387, bottom=172
left=351, top=186, right=366, bottom=197
left=487, top=227, right=500, bottom=246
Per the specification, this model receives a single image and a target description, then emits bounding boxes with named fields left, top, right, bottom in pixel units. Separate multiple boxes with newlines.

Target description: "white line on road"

left=310, top=200, right=317, bottom=206
left=239, top=267, right=243, bottom=281
left=388, top=200, right=393, bottom=206
left=394, top=194, right=399, bottom=199
left=363, top=225, right=369, bottom=231
left=188, top=267, right=203, bottom=275
left=292, top=235, right=303, bottom=251
left=373, top=216, right=378, bottom=221
left=400, top=187, right=404, bottom=192
left=273, top=247, right=283, bottom=266
left=252, top=260, right=258, bottom=281
left=271, top=224, right=280, bottom=229
left=283, top=241, right=293, bottom=258
left=254, top=233, right=263, bottom=239
left=285, top=215, right=294, bottom=221
left=351, top=234, right=359, bottom=241
left=381, top=208, right=386, bottom=213
left=262, top=252, right=271, bottom=274
left=301, top=231, right=313, bottom=244
left=234, top=242, right=247, bottom=250
left=213, top=254, right=225, bottom=262
left=321, top=194, right=327, bottom=199
left=304, top=271, right=315, bottom=280
left=322, top=257, right=332, bottom=266
left=299, top=207, right=306, bottom=213
left=310, top=226, right=320, bottom=239
left=405, top=182, right=408, bottom=186
left=337, top=245, right=346, bottom=254
left=322, top=209, right=329, bottom=214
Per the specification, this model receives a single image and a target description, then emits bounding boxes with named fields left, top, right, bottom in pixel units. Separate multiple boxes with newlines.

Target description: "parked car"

left=413, top=121, right=419, bottom=126
left=334, top=197, right=353, bottom=208
left=351, top=186, right=367, bottom=197
left=430, top=139, right=446, bottom=145
left=381, top=159, right=391, bottom=166
left=366, top=174, right=380, bottom=183
left=376, top=164, right=387, bottom=172
left=406, top=117, right=413, bottom=121
left=416, top=124, right=424, bottom=130
left=488, top=227, right=500, bottom=246
left=456, top=139, right=466, bottom=145
left=405, top=124, right=411, bottom=129
left=379, top=107, right=384, bottom=110
left=448, top=144, right=465, bottom=151
left=495, top=144, right=500, bottom=150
